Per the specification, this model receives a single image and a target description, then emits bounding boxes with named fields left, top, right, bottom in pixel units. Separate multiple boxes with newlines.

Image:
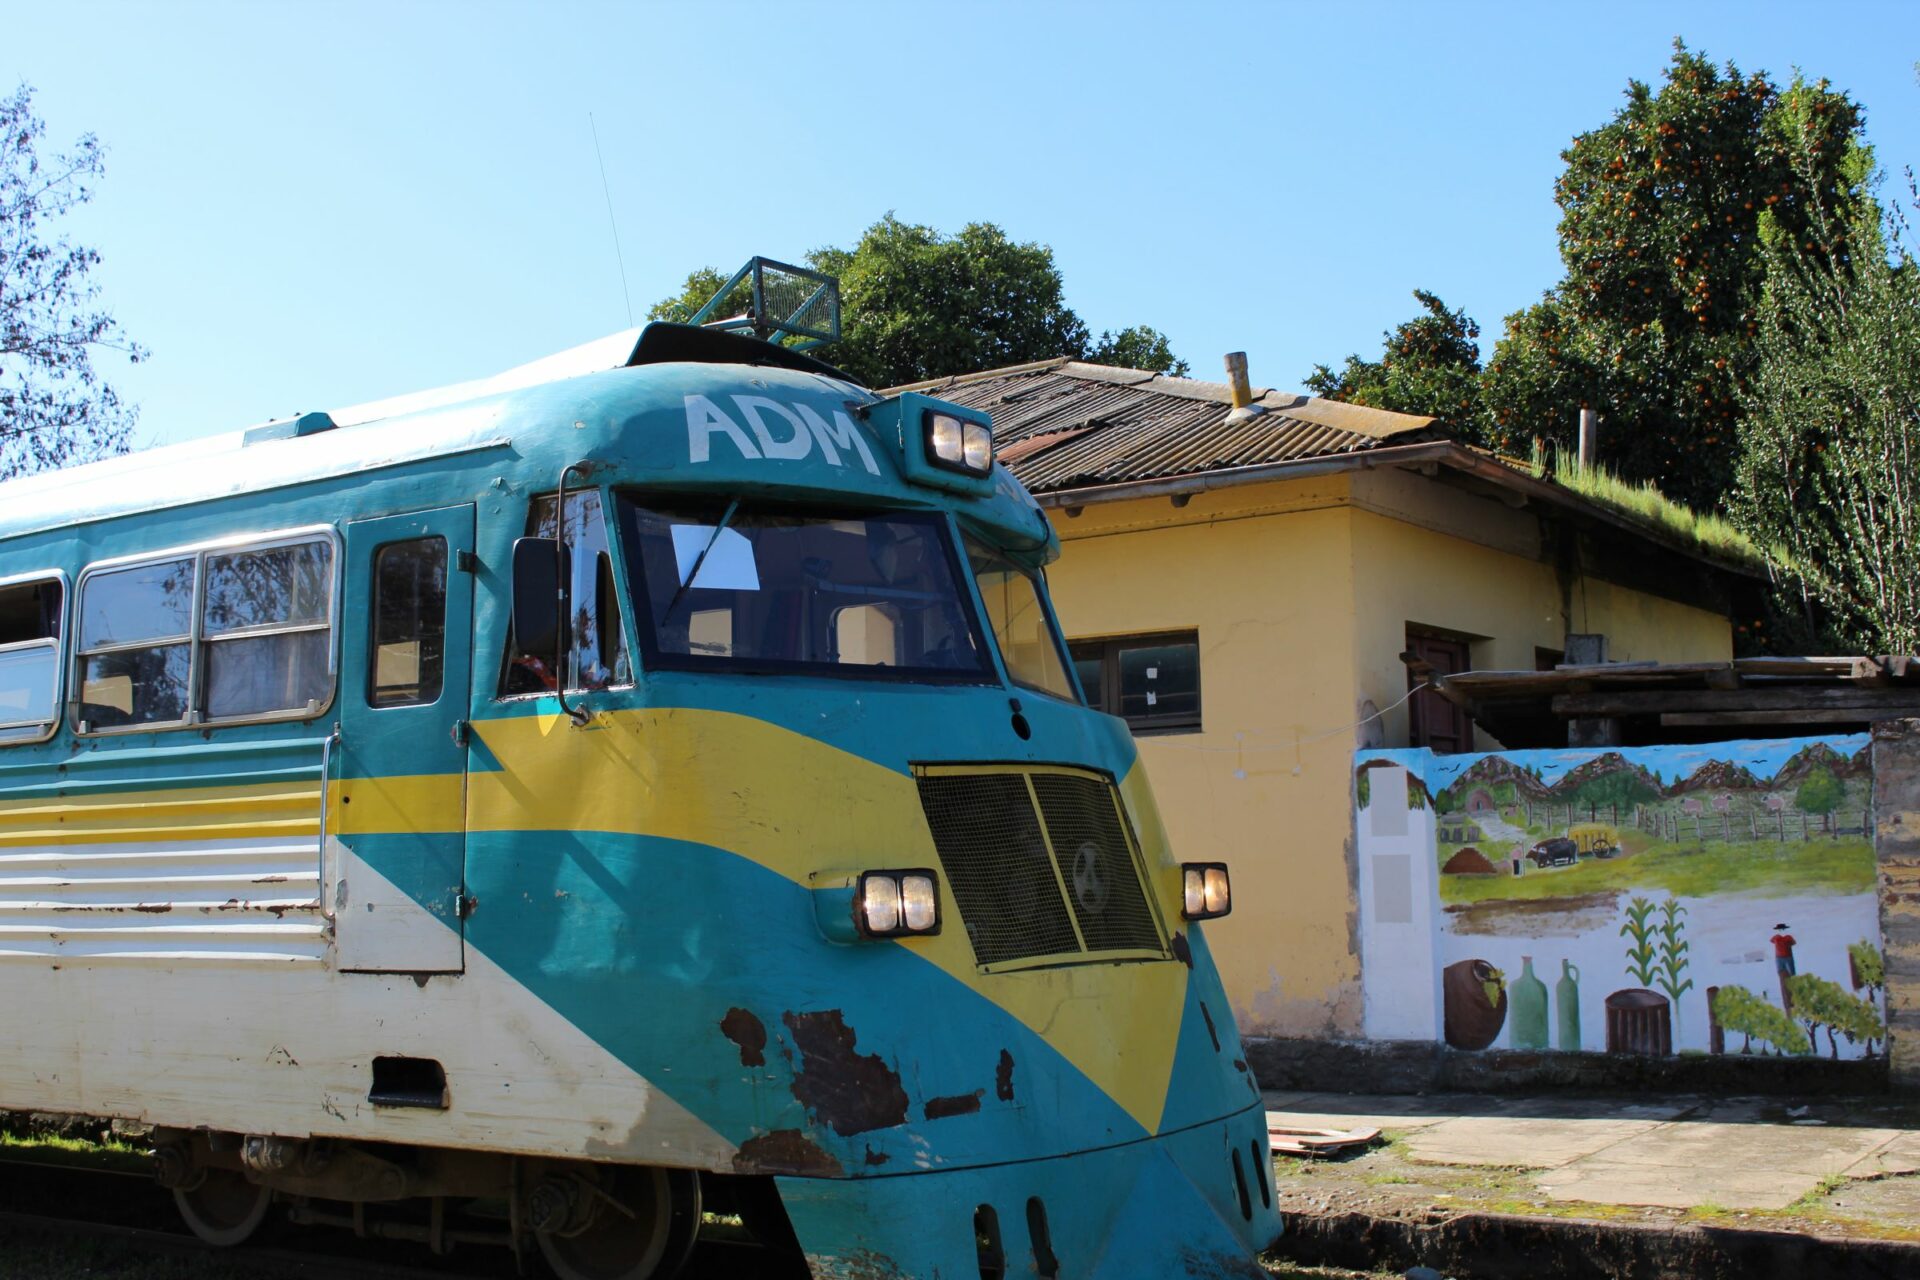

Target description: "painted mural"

left=1355, top=736, right=1887, bottom=1062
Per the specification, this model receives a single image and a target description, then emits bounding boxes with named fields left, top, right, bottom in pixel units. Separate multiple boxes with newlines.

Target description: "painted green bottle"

left=1510, top=956, right=1549, bottom=1050
left=1556, top=959, right=1582, bottom=1052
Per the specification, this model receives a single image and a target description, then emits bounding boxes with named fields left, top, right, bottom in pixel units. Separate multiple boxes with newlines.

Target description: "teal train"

left=0, top=323, right=1278, bottom=1277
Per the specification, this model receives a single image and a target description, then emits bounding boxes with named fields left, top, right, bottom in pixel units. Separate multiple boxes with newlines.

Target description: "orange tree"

left=1481, top=43, right=1869, bottom=507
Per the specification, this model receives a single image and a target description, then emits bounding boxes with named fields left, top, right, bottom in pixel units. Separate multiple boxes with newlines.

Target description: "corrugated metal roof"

left=887, top=358, right=1436, bottom=495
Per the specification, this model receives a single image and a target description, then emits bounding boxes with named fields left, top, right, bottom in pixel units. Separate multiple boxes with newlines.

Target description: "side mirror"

left=511, top=536, right=571, bottom=676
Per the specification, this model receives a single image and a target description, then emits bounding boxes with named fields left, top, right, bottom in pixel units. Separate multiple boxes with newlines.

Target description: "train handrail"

left=316, top=725, right=340, bottom=922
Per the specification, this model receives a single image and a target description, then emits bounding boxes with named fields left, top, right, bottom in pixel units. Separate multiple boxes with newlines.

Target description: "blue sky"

left=9, top=1, right=1918, bottom=452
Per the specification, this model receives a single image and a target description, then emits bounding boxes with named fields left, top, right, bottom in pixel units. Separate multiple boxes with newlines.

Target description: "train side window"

left=502, top=490, right=628, bottom=695
left=369, top=538, right=448, bottom=708
left=77, top=558, right=195, bottom=730
left=0, top=575, right=65, bottom=745
left=201, top=537, right=334, bottom=720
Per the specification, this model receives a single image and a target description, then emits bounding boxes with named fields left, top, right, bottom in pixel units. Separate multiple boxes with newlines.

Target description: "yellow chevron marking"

left=0, top=781, right=320, bottom=847
left=468, top=707, right=1185, bottom=1135
left=334, top=772, right=465, bottom=836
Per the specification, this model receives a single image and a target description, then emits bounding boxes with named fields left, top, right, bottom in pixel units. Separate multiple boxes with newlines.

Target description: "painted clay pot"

left=1443, top=958, right=1509, bottom=1051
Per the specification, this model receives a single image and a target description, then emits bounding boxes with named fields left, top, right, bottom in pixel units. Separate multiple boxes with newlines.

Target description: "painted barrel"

left=1604, top=987, right=1672, bottom=1056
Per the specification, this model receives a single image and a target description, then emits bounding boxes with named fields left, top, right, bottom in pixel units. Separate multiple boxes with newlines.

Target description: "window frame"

left=962, top=537, right=1081, bottom=705
left=613, top=495, right=998, bottom=687
left=496, top=488, right=636, bottom=704
left=1068, top=630, right=1203, bottom=735
left=367, top=534, right=450, bottom=710
left=0, top=568, right=71, bottom=746
left=73, top=525, right=341, bottom=737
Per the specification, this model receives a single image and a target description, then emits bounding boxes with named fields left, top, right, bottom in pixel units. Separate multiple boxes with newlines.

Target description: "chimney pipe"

left=1223, top=352, right=1264, bottom=423
left=1577, top=407, right=1598, bottom=470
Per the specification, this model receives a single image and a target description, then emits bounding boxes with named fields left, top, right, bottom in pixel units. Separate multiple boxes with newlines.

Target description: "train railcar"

left=0, top=321, right=1279, bottom=1278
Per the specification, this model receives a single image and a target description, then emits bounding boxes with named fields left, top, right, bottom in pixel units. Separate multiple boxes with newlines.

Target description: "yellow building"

left=893, top=358, right=1760, bottom=1044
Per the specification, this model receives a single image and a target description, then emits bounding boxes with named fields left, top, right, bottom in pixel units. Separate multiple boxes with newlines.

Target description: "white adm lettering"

left=684, top=394, right=880, bottom=475
left=684, top=394, right=761, bottom=462
left=732, top=396, right=813, bottom=461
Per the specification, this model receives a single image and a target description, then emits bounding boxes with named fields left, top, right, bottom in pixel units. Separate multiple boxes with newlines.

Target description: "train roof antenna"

left=589, top=112, right=634, bottom=328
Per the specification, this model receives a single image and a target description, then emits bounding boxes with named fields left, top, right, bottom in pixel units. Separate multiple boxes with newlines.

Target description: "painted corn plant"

left=1654, top=898, right=1693, bottom=1035
left=1620, top=896, right=1659, bottom=988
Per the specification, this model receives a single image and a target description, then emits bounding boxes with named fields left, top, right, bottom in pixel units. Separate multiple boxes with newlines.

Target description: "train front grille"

left=914, top=766, right=1167, bottom=969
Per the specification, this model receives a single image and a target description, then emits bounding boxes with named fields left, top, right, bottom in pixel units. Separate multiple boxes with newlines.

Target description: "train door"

left=331, top=505, right=475, bottom=973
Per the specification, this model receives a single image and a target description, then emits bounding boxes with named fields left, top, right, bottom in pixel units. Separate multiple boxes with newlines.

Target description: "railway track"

left=0, top=1157, right=799, bottom=1280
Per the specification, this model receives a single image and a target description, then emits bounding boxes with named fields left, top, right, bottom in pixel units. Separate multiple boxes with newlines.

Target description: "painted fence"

left=1357, top=736, right=1887, bottom=1064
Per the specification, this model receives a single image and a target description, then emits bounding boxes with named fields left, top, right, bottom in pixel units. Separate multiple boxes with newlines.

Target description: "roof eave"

left=1034, top=440, right=1769, bottom=581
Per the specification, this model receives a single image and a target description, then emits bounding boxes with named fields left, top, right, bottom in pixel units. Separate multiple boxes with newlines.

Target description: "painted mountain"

left=1666, top=758, right=1767, bottom=795
left=1435, top=754, right=1553, bottom=808
left=1550, top=752, right=1665, bottom=807
left=1774, top=741, right=1871, bottom=788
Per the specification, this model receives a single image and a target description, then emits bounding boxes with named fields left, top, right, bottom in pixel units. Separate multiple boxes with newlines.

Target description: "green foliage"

left=1481, top=964, right=1507, bottom=1011
left=1547, top=450, right=1773, bottom=568
left=1795, top=764, right=1845, bottom=817
left=1482, top=45, right=1869, bottom=509
left=1787, top=971, right=1886, bottom=1057
left=1305, top=290, right=1484, bottom=435
left=0, top=83, right=144, bottom=480
left=1730, top=143, right=1920, bottom=653
left=1712, top=984, right=1812, bottom=1054
left=1356, top=767, right=1371, bottom=809
left=1849, top=938, right=1885, bottom=991
left=1620, top=895, right=1658, bottom=987
left=1087, top=325, right=1190, bottom=377
left=649, top=215, right=1186, bottom=388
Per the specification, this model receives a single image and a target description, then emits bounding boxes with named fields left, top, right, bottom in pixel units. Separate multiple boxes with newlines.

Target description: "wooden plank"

left=1556, top=686, right=1920, bottom=715
left=1661, top=707, right=1920, bottom=727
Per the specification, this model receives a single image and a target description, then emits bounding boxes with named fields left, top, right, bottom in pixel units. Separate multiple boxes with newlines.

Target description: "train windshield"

left=616, top=497, right=991, bottom=681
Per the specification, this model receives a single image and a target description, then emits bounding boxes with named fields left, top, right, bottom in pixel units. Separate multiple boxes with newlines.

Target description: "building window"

left=0, top=574, right=65, bottom=744
left=370, top=537, right=448, bottom=708
left=76, top=529, right=337, bottom=734
left=1069, top=632, right=1201, bottom=733
left=1405, top=626, right=1474, bottom=753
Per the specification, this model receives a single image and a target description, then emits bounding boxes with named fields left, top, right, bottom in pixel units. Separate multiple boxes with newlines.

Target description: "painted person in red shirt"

left=1770, top=924, right=1797, bottom=977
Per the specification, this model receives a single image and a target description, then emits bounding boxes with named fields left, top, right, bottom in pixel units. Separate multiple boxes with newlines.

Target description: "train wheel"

left=173, top=1168, right=272, bottom=1247
left=536, top=1164, right=698, bottom=1280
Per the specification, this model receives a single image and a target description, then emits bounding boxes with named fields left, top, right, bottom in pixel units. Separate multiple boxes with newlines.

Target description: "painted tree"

left=0, top=84, right=144, bottom=479
left=1795, top=764, right=1844, bottom=829
left=1711, top=984, right=1812, bottom=1055
left=650, top=216, right=1187, bottom=387
left=1786, top=972, right=1886, bottom=1058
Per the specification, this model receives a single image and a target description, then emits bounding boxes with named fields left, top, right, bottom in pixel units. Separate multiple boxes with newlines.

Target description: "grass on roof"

left=1532, top=446, right=1781, bottom=571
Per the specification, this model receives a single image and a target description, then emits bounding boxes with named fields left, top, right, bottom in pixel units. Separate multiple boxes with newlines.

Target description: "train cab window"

left=77, top=558, right=195, bottom=730
left=77, top=529, right=338, bottom=734
left=369, top=538, right=448, bottom=707
left=964, top=540, right=1076, bottom=701
left=0, top=575, right=65, bottom=744
left=502, top=490, right=629, bottom=696
left=616, top=498, right=989, bottom=680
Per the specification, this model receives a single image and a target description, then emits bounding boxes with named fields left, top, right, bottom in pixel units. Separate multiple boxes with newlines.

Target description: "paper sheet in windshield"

left=671, top=525, right=760, bottom=591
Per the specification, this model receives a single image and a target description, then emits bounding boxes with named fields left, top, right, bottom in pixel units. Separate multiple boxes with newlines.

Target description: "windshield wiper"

left=660, top=497, right=741, bottom=627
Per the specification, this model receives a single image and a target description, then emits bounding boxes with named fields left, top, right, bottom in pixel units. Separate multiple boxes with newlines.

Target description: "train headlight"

left=1181, top=862, right=1232, bottom=920
left=856, top=870, right=941, bottom=937
left=926, top=411, right=992, bottom=475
